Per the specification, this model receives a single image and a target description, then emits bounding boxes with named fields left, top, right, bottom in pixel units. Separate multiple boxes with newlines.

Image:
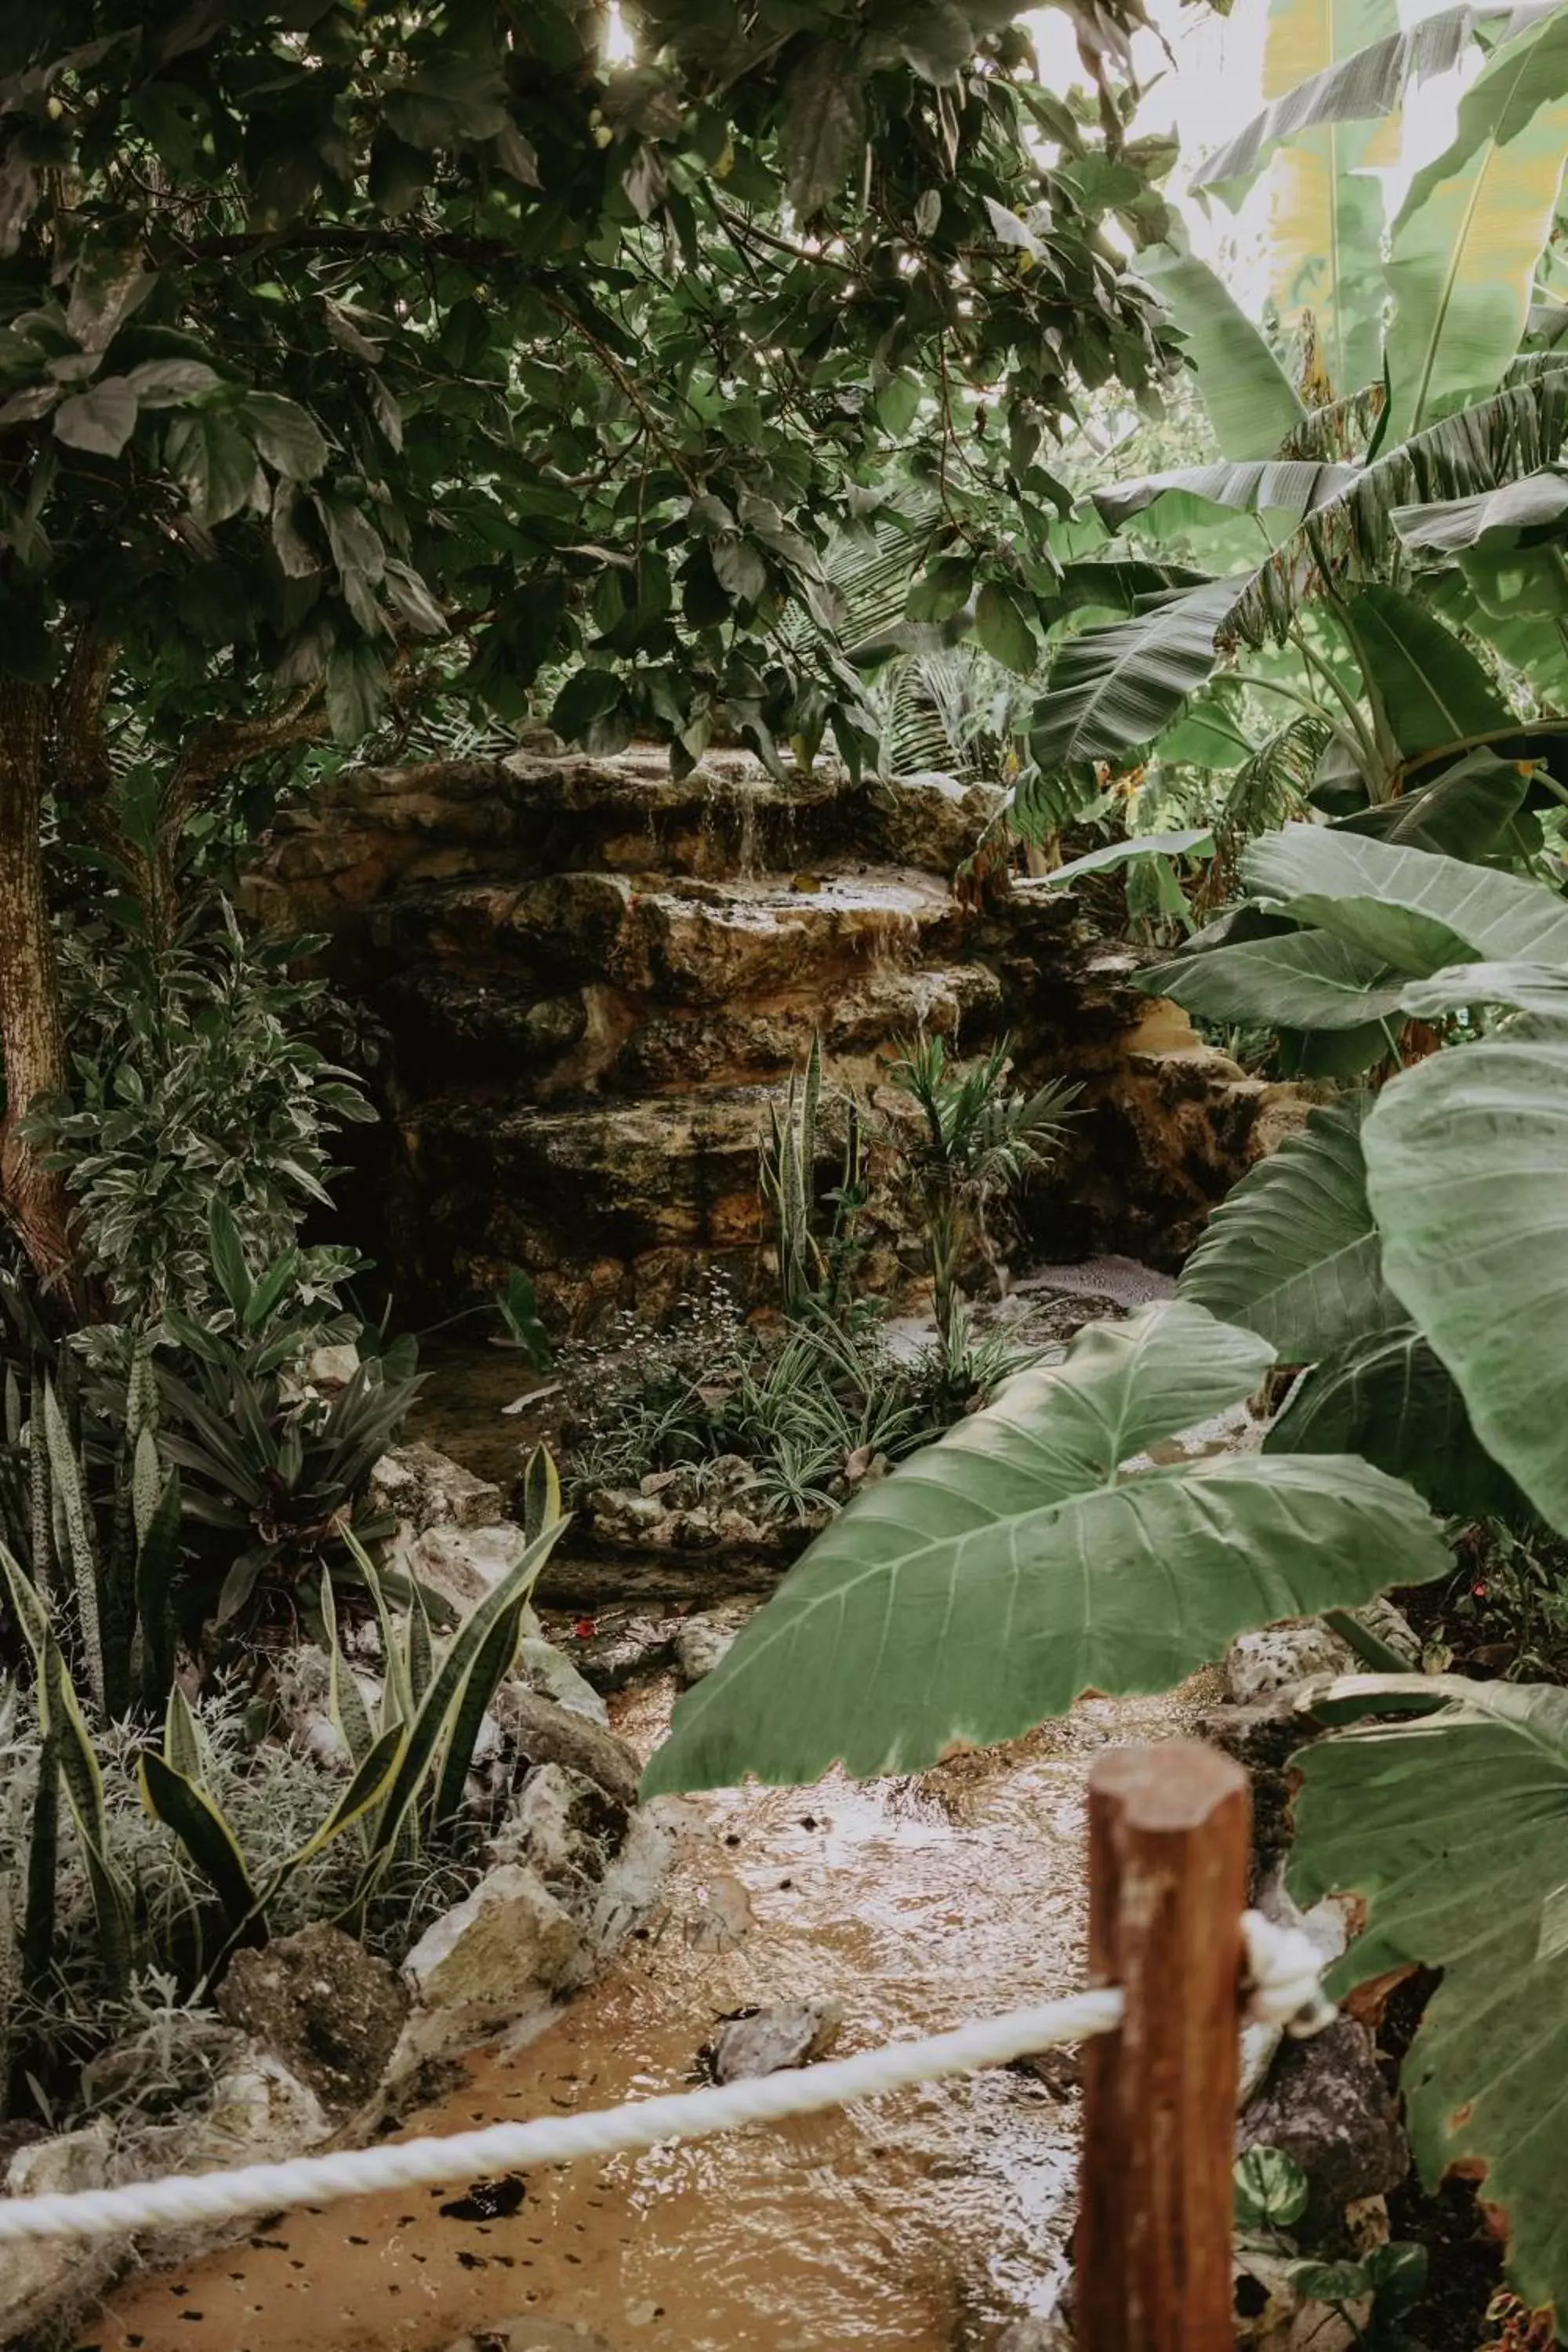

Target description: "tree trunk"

left=0, top=678, right=78, bottom=1297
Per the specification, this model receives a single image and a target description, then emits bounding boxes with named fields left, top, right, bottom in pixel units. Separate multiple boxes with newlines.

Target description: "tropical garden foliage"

left=645, top=0, right=1568, bottom=2323
left=3, top=0, right=1568, bottom=2328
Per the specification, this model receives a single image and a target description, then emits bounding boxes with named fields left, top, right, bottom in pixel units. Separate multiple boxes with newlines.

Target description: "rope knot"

left=1240, top=1909, right=1337, bottom=2038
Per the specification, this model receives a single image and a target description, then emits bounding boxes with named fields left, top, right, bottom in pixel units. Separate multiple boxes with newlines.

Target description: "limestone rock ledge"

left=245, top=748, right=1312, bottom=1322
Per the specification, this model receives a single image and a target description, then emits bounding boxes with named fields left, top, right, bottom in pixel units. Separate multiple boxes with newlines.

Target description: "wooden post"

left=1076, top=1741, right=1250, bottom=2352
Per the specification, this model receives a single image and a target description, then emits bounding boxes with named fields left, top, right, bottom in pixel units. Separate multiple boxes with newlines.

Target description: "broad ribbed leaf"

left=642, top=1303, right=1450, bottom=1791
left=1243, top=824, right=1568, bottom=969
left=1398, top=958, right=1568, bottom=1018
left=1365, top=1027, right=1568, bottom=1533
left=1029, top=829, right=1214, bottom=884
left=1348, top=750, right=1530, bottom=859
left=1138, top=245, right=1307, bottom=459
left=1179, top=1100, right=1400, bottom=1359
left=1192, top=4, right=1541, bottom=198
left=1266, top=1324, right=1532, bottom=1519
left=1094, top=460, right=1359, bottom=534
left=1392, top=466, right=1568, bottom=550
left=1259, top=0, right=1397, bottom=402
left=1231, top=365, right=1568, bottom=645
left=1029, top=580, right=1239, bottom=768
left=1142, top=927, right=1408, bottom=1029
left=1384, top=8, right=1568, bottom=443
left=1345, top=585, right=1511, bottom=761
left=1293, top=1678, right=1568, bottom=2314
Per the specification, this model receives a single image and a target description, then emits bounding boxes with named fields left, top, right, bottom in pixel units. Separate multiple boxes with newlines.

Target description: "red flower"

left=574, top=1617, right=597, bottom=1640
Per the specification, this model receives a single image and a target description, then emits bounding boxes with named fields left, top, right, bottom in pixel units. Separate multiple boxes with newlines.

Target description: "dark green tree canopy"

left=0, top=0, right=1174, bottom=775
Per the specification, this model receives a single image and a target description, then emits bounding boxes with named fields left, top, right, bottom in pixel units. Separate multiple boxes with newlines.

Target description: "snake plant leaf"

left=1142, top=927, right=1408, bottom=1029
left=1029, top=579, right=1240, bottom=770
left=1364, top=1025, right=1568, bottom=1534
left=1391, top=466, right=1568, bottom=551
left=1397, top=959, right=1568, bottom=1019
left=134, top=1469, right=183, bottom=1715
left=1137, top=245, right=1307, bottom=459
left=1243, top=825, right=1568, bottom=974
left=42, top=1375, right=104, bottom=1715
left=1292, top=1677, right=1568, bottom=2313
left=1028, top=829, right=1214, bottom=885
left=164, top=1682, right=205, bottom=1786
left=641, top=1302, right=1451, bottom=1793
left=0, top=1544, right=132, bottom=1990
left=1178, top=1100, right=1401, bottom=1360
left=1345, top=585, right=1511, bottom=764
left=1094, top=460, right=1361, bottom=535
left=1265, top=1323, right=1534, bottom=1521
left=140, top=1749, right=261, bottom=1934
left=1384, top=7, right=1568, bottom=445
left=354, top=1511, right=569, bottom=1894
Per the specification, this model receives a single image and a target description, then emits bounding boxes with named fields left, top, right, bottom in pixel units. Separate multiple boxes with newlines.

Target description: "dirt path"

left=81, top=1672, right=1222, bottom=2352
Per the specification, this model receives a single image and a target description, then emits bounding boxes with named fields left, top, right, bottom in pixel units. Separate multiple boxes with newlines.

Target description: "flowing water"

left=79, top=1674, right=1221, bottom=2352
left=84, top=1260, right=1214, bottom=2352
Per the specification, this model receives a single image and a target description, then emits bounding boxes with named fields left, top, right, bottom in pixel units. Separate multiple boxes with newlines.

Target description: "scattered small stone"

left=711, top=1997, right=843, bottom=2082
left=683, top=1873, right=753, bottom=1953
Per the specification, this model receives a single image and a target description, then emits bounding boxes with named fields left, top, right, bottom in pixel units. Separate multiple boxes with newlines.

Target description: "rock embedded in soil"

left=495, top=1762, right=630, bottom=1894
left=401, top=1862, right=585, bottom=2061
left=673, top=1606, right=750, bottom=1686
left=489, top=1681, right=644, bottom=1809
left=368, top=1442, right=505, bottom=1534
left=216, top=1922, right=411, bottom=2118
left=711, top=1997, right=844, bottom=2082
left=1238, top=2016, right=1410, bottom=2238
left=1226, top=1622, right=1356, bottom=1708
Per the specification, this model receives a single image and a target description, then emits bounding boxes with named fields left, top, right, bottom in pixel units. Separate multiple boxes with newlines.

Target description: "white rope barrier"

left=0, top=1911, right=1327, bottom=2245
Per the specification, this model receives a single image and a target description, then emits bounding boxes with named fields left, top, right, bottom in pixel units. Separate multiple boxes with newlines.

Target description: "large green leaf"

left=1293, top=1678, right=1568, bottom=2313
left=1258, top=0, right=1398, bottom=401
left=1364, top=1025, right=1568, bottom=1533
left=1094, top=460, right=1359, bottom=535
left=1029, top=580, right=1240, bottom=769
left=1192, top=5, right=1544, bottom=199
left=1178, top=1099, right=1400, bottom=1359
left=1142, top=927, right=1408, bottom=1029
left=1138, top=245, right=1307, bottom=459
left=1028, top=829, right=1214, bottom=884
left=1343, top=750, right=1531, bottom=860
left=1345, top=585, right=1511, bottom=762
left=641, top=1303, right=1450, bottom=1792
left=1391, top=465, right=1568, bottom=551
left=1232, top=365, right=1568, bottom=646
left=1384, top=8, right=1568, bottom=443
left=1243, top=824, right=1568, bottom=971
left=1265, top=1323, right=1532, bottom=1519
left=1398, top=958, right=1568, bottom=1019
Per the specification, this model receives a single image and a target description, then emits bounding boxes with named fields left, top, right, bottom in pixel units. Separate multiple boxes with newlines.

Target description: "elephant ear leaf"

left=1178, top=1098, right=1401, bottom=1360
left=642, top=1301, right=1450, bottom=1794
left=1293, top=1678, right=1568, bottom=2318
left=1364, top=1024, right=1568, bottom=1535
